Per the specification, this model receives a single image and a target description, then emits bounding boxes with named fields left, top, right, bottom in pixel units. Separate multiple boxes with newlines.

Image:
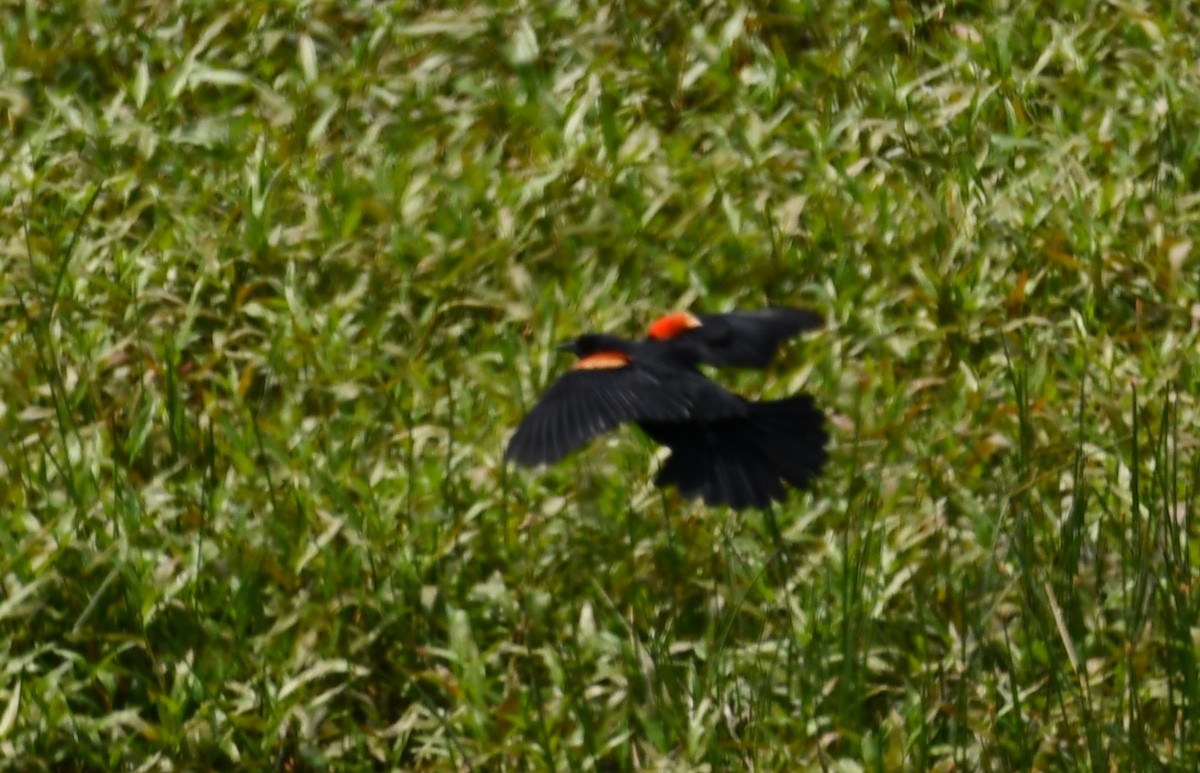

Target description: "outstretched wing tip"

left=506, top=365, right=698, bottom=471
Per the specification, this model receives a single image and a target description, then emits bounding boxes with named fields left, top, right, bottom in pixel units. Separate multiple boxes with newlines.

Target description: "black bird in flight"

left=505, top=308, right=827, bottom=509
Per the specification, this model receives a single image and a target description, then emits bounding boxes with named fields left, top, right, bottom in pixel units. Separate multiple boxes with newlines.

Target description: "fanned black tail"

left=644, top=394, right=828, bottom=510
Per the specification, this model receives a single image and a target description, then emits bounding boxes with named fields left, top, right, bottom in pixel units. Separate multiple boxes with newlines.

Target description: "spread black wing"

left=505, top=366, right=741, bottom=466
left=690, top=308, right=823, bottom=368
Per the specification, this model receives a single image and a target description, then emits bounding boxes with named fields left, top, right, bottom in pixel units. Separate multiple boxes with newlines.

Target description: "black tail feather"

left=745, top=395, right=828, bottom=489
left=644, top=393, right=827, bottom=510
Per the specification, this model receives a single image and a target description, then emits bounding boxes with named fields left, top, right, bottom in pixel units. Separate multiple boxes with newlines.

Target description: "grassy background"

left=2, top=0, right=1199, bottom=769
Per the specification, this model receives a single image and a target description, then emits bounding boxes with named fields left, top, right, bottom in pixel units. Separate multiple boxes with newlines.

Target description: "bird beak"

left=555, top=341, right=577, bottom=353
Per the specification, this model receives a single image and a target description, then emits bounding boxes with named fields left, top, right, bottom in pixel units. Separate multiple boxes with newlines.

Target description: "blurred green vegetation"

left=1, top=0, right=1198, bottom=768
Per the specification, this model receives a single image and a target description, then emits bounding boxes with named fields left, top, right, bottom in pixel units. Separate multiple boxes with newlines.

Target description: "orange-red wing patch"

left=646, top=311, right=702, bottom=340
left=572, top=351, right=632, bottom=370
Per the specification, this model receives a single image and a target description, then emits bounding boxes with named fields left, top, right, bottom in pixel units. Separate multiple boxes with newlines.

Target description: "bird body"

left=505, top=309, right=827, bottom=509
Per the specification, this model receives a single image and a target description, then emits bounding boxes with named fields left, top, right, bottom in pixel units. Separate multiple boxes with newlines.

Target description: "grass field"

left=2, top=1, right=1199, bottom=769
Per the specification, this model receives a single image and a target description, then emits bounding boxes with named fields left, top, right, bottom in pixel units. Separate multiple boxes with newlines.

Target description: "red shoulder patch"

left=646, top=311, right=702, bottom=340
left=573, top=351, right=632, bottom=370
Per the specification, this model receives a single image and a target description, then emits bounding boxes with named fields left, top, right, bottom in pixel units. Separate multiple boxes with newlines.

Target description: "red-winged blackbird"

left=505, top=310, right=827, bottom=509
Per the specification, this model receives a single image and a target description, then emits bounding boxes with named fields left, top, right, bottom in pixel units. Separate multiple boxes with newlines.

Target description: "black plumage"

left=505, top=311, right=827, bottom=510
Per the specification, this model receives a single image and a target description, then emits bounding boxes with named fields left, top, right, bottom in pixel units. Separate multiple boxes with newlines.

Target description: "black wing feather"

left=507, top=367, right=710, bottom=466
left=692, top=308, right=824, bottom=368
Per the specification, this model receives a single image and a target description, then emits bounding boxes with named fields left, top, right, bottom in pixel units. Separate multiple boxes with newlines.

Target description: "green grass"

left=2, top=0, right=1199, bottom=768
